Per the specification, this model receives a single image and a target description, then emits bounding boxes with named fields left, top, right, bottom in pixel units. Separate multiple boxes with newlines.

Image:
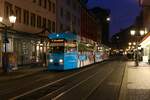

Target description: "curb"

left=118, top=62, right=128, bottom=100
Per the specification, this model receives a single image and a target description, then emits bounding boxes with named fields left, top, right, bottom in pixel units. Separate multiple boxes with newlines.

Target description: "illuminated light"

left=9, top=15, right=16, bottom=23
left=0, top=17, right=3, bottom=22
left=36, top=45, right=39, bottom=51
left=106, top=17, right=110, bottom=21
left=124, top=51, right=127, bottom=55
left=132, top=46, right=135, bottom=49
left=128, top=46, right=131, bottom=49
left=120, top=49, right=123, bottom=51
left=49, top=59, right=53, bottom=63
left=133, top=42, right=136, bottom=45
left=138, top=47, right=141, bottom=50
left=86, top=44, right=90, bottom=47
left=106, top=49, right=109, bottom=51
left=59, top=59, right=63, bottom=64
left=100, top=50, right=103, bottom=52
left=130, top=30, right=135, bottom=36
left=128, top=42, right=132, bottom=45
left=56, top=34, right=59, bottom=37
left=140, top=30, right=145, bottom=36
left=145, top=28, right=148, bottom=34
left=40, top=43, right=43, bottom=46
left=53, top=39, right=64, bottom=42
left=125, top=49, right=128, bottom=51
left=40, top=47, right=42, bottom=51
left=143, top=56, right=149, bottom=63
left=116, top=36, right=119, bottom=39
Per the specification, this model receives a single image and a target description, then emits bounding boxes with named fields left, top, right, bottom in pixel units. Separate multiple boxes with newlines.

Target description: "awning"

left=140, top=32, right=150, bottom=48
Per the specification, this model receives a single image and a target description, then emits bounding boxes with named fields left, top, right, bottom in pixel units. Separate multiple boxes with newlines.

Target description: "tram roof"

left=48, top=32, right=77, bottom=40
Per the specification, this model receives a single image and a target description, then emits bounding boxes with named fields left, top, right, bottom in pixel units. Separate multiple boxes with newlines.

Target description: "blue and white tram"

left=47, top=32, right=103, bottom=70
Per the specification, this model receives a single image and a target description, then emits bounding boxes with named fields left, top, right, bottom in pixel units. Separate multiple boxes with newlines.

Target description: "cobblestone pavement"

left=127, top=61, right=150, bottom=100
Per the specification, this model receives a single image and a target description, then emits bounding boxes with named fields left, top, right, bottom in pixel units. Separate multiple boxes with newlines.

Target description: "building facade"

left=140, top=1, right=150, bottom=62
left=56, top=0, right=81, bottom=34
left=80, top=6, right=101, bottom=45
left=0, top=0, right=56, bottom=67
left=89, top=7, right=110, bottom=46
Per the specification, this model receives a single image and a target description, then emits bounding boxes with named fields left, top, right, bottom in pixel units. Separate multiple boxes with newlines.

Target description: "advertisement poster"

left=9, top=52, right=18, bottom=70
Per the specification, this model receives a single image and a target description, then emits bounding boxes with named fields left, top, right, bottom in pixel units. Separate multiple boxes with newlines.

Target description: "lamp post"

left=0, top=15, right=16, bottom=72
left=130, top=29, right=145, bottom=66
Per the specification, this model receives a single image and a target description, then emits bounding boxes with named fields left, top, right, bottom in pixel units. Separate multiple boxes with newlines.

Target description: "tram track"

left=42, top=61, right=125, bottom=100
left=51, top=61, right=124, bottom=100
left=10, top=61, right=109, bottom=100
left=51, top=66, right=114, bottom=100
left=8, top=60, right=125, bottom=100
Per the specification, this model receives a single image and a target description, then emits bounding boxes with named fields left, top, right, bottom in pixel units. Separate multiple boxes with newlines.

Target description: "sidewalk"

left=0, top=66, right=47, bottom=81
left=119, top=61, right=150, bottom=100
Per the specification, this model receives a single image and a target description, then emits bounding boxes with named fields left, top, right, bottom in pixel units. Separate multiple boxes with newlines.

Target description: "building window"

left=52, top=21, right=55, bottom=32
left=73, top=2, right=77, bottom=10
left=66, top=26, right=70, bottom=31
left=66, top=0, right=71, bottom=6
left=4, top=1, right=12, bottom=19
left=44, top=0, right=47, bottom=8
left=66, top=11, right=71, bottom=21
left=52, top=3, right=55, bottom=14
left=15, top=6, right=22, bottom=23
left=72, top=16, right=76, bottom=25
left=37, top=15, right=41, bottom=28
left=47, top=20, right=51, bottom=32
left=60, top=23, right=63, bottom=31
left=48, top=1, right=51, bottom=11
left=38, top=0, right=42, bottom=6
left=60, top=7, right=63, bottom=17
left=30, top=13, right=36, bottom=27
left=23, top=10, right=29, bottom=25
left=42, top=18, right=46, bottom=28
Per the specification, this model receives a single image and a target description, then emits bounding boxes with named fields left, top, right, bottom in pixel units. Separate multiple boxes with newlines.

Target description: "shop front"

left=13, top=35, right=48, bottom=67
left=140, top=32, right=150, bottom=63
left=1, top=32, right=49, bottom=69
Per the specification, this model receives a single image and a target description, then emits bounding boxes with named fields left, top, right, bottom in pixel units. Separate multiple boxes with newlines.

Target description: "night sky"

left=87, top=0, right=141, bottom=38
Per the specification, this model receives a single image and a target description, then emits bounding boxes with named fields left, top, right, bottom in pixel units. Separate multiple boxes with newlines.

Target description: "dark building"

left=111, top=26, right=135, bottom=50
left=80, top=4, right=101, bottom=43
left=89, top=7, right=110, bottom=45
left=80, top=0, right=88, bottom=4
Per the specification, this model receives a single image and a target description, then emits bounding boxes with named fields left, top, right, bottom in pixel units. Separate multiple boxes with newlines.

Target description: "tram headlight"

left=49, top=59, right=53, bottom=63
left=59, top=59, right=63, bottom=64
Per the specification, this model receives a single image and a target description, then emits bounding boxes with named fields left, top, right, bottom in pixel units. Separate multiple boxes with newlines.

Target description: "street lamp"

left=106, top=17, right=110, bottom=21
left=0, top=15, right=16, bottom=72
left=130, top=29, right=145, bottom=66
left=133, top=42, right=136, bottom=45
left=130, top=30, right=136, bottom=36
left=9, top=15, right=16, bottom=24
left=128, top=42, right=132, bottom=46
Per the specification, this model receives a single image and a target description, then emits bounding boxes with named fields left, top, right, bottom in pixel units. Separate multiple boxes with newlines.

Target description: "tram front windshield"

left=50, top=46, right=64, bottom=53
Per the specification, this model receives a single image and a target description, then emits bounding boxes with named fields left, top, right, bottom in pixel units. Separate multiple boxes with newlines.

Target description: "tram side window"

left=65, top=47, right=77, bottom=52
